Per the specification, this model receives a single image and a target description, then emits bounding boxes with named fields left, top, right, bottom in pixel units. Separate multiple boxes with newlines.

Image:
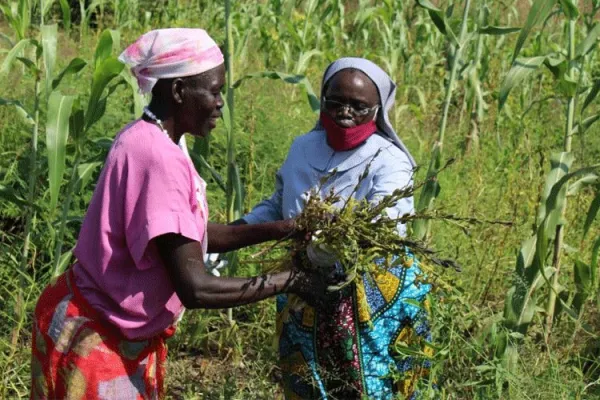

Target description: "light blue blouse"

left=243, top=129, right=414, bottom=236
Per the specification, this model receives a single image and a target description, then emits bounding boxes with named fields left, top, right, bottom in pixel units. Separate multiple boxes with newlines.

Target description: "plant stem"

left=415, top=0, right=472, bottom=241
left=545, top=16, right=576, bottom=344
left=20, top=70, right=41, bottom=278
left=438, top=0, right=471, bottom=146
left=466, top=3, right=486, bottom=152
left=51, top=155, right=81, bottom=278
left=225, top=0, right=235, bottom=325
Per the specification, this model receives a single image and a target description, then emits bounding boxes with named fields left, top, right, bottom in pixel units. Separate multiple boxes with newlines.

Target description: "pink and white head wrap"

left=119, top=28, right=224, bottom=94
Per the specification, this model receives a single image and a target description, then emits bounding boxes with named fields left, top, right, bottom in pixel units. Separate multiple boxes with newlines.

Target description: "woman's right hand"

left=285, top=266, right=344, bottom=311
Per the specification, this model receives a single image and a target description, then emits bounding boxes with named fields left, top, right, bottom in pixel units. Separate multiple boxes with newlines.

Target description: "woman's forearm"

left=206, top=220, right=293, bottom=253
left=184, top=259, right=293, bottom=308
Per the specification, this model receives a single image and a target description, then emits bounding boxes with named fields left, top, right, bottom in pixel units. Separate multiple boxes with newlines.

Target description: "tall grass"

left=0, top=0, right=599, bottom=398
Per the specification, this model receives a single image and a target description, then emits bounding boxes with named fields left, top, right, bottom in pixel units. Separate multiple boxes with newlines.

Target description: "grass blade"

left=1, top=39, right=34, bottom=76
left=499, top=56, right=546, bottom=111
left=58, top=0, right=71, bottom=31
left=0, top=98, right=34, bottom=126
left=479, top=26, right=520, bottom=35
left=46, top=91, right=75, bottom=211
left=512, top=0, right=556, bottom=63
left=575, top=23, right=600, bottom=58
left=41, top=24, right=58, bottom=98
left=52, top=58, right=87, bottom=90
left=583, top=191, right=600, bottom=238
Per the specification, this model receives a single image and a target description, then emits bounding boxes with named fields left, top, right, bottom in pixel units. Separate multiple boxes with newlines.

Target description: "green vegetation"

left=1, top=0, right=600, bottom=398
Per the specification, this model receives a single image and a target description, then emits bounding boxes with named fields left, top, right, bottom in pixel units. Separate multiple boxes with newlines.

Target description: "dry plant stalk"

left=261, top=152, right=461, bottom=291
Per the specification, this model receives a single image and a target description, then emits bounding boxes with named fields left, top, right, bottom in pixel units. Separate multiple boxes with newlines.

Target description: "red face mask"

left=320, top=112, right=377, bottom=151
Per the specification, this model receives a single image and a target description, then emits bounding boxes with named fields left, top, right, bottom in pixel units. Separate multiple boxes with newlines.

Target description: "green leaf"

left=46, top=91, right=75, bottom=211
left=415, top=0, right=441, bottom=12
left=40, top=0, right=54, bottom=19
left=52, top=58, right=87, bottom=90
left=401, top=298, right=424, bottom=309
left=412, top=143, right=442, bottom=240
left=544, top=54, right=567, bottom=80
left=574, top=259, right=592, bottom=292
left=1, top=39, right=34, bottom=76
left=0, top=32, right=14, bottom=48
left=233, top=71, right=320, bottom=113
left=504, top=266, right=555, bottom=333
left=558, top=0, right=579, bottom=19
left=295, top=49, right=322, bottom=75
left=592, top=236, right=600, bottom=290
left=573, top=113, right=600, bottom=134
left=479, top=26, right=520, bottom=35
left=542, top=161, right=600, bottom=240
left=41, top=24, right=58, bottom=96
left=417, top=1, right=447, bottom=36
left=581, top=79, right=600, bottom=113
left=191, top=135, right=210, bottom=178
left=567, top=174, right=598, bottom=196
left=583, top=192, right=600, bottom=238
left=85, top=57, right=124, bottom=132
left=75, top=161, right=102, bottom=193
left=120, top=69, right=147, bottom=116
left=0, top=97, right=35, bottom=126
left=537, top=152, right=574, bottom=226
left=70, top=98, right=85, bottom=144
left=58, top=0, right=71, bottom=31
left=576, top=23, right=600, bottom=58
left=54, top=250, right=73, bottom=277
left=558, top=75, right=578, bottom=97
left=94, top=29, right=115, bottom=68
left=0, top=184, right=29, bottom=208
left=512, top=0, right=556, bottom=63
left=16, top=56, right=39, bottom=74
left=499, top=56, right=546, bottom=111
left=188, top=151, right=226, bottom=192
left=516, top=235, right=537, bottom=275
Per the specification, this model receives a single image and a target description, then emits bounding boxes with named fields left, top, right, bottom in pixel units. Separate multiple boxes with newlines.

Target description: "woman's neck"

left=143, top=104, right=182, bottom=144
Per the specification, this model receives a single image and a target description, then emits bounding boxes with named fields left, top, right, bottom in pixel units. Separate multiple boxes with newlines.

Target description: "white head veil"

left=316, top=57, right=416, bottom=167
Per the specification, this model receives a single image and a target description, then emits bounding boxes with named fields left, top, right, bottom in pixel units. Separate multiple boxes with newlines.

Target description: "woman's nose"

left=338, top=105, right=353, bottom=118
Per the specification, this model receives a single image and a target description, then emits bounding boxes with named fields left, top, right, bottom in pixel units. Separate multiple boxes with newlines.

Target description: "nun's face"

left=174, top=64, right=226, bottom=137
left=322, top=69, right=380, bottom=128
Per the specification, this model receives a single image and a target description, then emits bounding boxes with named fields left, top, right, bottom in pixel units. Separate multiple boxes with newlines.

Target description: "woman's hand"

left=285, top=269, right=339, bottom=310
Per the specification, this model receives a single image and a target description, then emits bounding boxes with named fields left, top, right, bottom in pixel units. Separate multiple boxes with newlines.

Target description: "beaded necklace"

left=143, top=107, right=168, bottom=136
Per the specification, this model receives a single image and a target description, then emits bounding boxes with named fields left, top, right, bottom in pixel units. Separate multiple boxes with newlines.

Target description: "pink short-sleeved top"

left=73, top=120, right=208, bottom=340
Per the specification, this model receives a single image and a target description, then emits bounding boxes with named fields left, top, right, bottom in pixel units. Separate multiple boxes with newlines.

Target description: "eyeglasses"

left=321, top=97, right=380, bottom=117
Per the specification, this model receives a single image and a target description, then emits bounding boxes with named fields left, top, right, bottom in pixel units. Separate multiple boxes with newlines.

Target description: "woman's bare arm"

left=154, top=233, right=327, bottom=309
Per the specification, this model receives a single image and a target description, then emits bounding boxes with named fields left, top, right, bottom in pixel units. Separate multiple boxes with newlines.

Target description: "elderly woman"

left=29, top=29, right=329, bottom=400
left=241, top=58, right=432, bottom=399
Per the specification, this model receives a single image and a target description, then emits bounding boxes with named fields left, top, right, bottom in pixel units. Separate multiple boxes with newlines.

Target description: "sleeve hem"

left=129, top=211, right=204, bottom=265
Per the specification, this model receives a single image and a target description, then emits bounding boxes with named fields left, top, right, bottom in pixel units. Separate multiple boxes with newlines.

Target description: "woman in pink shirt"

left=30, top=29, right=329, bottom=400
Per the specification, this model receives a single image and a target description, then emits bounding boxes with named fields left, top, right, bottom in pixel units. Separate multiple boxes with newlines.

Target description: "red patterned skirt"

left=30, top=269, right=175, bottom=399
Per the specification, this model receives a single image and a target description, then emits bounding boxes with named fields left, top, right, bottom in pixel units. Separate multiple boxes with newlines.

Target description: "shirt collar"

left=303, top=129, right=393, bottom=172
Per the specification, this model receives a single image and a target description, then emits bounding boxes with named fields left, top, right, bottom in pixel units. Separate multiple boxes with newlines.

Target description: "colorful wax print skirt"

left=277, top=252, right=433, bottom=400
left=30, top=269, right=175, bottom=400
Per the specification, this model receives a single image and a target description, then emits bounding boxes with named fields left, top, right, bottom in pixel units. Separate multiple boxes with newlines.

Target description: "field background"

left=1, top=0, right=600, bottom=398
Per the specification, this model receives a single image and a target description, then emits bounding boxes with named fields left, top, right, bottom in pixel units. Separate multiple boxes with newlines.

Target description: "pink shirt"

left=73, top=120, right=208, bottom=340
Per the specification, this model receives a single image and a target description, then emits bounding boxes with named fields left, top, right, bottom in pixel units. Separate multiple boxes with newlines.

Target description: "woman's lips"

left=335, top=118, right=355, bottom=128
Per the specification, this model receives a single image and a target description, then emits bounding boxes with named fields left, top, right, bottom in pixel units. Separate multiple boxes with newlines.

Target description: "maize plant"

left=500, top=0, right=600, bottom=346
left=412, top=0, right=522, bottom=241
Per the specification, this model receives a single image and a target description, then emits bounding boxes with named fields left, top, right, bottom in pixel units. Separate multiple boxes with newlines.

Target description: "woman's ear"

left=172, top=78, right=185, bottom=104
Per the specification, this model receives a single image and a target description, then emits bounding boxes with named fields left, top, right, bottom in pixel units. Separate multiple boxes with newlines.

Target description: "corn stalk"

left=500, top=0, right=600, bottom=349
left=544, top=6, right=577, bottom=343
left=412, top=0, right=472, bottom=241
left=224, top=0, right=243, bottom=324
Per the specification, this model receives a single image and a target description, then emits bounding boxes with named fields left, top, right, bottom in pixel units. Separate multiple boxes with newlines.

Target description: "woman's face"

left=322, top=69, right=380, bottom=128
left=174, top=64, right=226, bottom=137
